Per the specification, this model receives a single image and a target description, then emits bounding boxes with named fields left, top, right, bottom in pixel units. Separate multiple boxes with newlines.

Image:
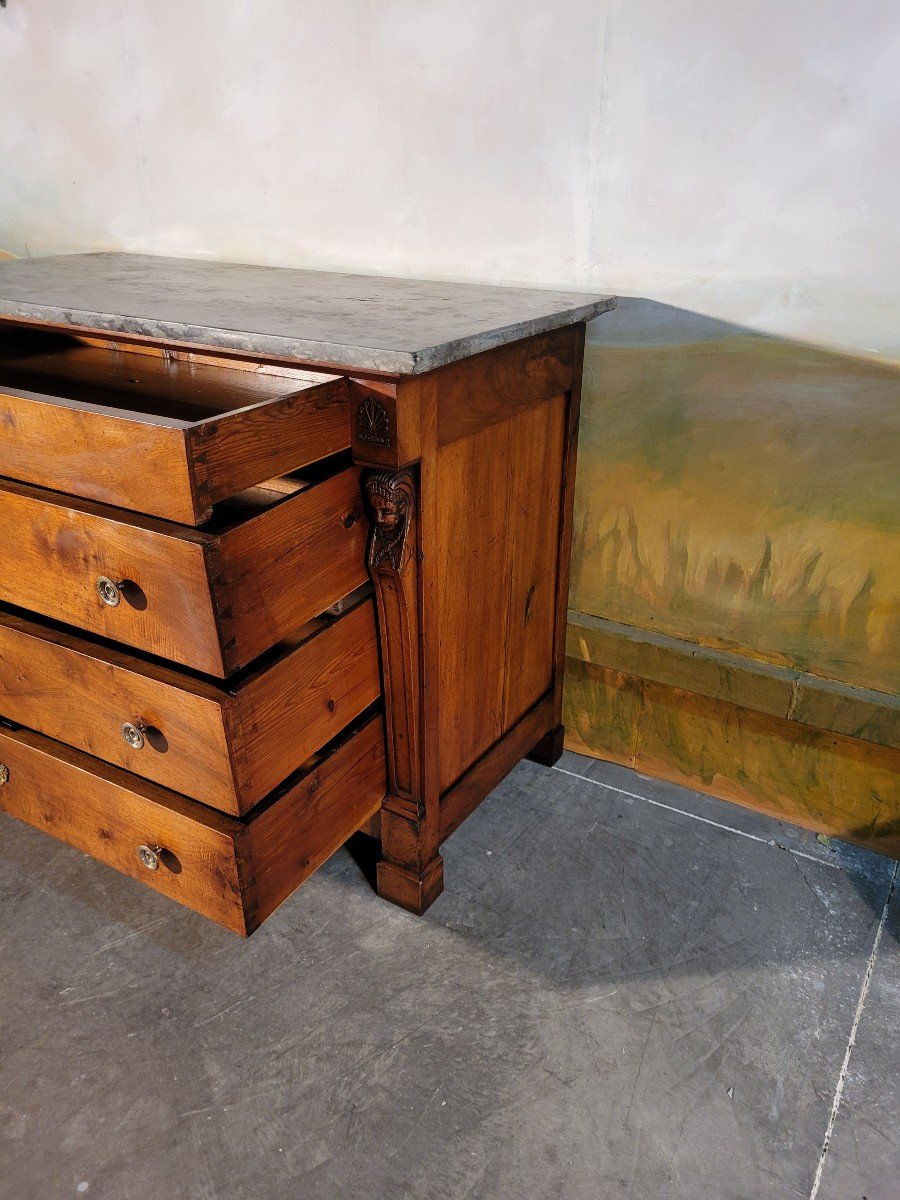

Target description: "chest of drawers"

left=0, top=254, right=614, bottom=933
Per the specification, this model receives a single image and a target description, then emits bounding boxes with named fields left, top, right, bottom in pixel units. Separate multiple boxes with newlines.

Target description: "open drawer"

left=0, top=329, right=351, bottom=523
left=0, top=710, right=386, bottom=935
left=0, top=460, right=369, bottom=677
left=0, top=592, right=380, bottom=815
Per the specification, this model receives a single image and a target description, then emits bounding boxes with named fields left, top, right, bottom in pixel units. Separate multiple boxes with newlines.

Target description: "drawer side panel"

left=219, top=467, right=369, bottom=672
left=232, top=599, right=382, bottom=810
left=189, top=376, right=352, bottom=512
left=245, top=713, right=387, bottom=928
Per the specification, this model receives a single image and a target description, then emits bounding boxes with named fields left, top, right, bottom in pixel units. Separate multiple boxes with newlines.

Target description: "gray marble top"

left=0, top=253, right=615, bottom=375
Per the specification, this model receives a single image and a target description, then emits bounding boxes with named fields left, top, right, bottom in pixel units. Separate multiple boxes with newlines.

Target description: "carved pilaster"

left=366, top=469, right=420, bottom=801
left=365, top=468, right=443, bottom=913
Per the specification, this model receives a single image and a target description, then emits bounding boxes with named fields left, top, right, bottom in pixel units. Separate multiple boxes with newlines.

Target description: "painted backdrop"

left=1, top=1, right=897, bottom=841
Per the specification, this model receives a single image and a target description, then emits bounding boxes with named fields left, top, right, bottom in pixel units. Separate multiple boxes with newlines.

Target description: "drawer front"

left=0, top=609, right=235, bottom=810
left=0, top=598, right=381, bottom=815
left=0, top=713, right=387, bottom=935
left=0, top=479, right=222, bottom=674
left=0, top=470, right=368, bottom=677
left=0, top=723, right=249, bottom=934
left=0, top=334, right=351, bottom=524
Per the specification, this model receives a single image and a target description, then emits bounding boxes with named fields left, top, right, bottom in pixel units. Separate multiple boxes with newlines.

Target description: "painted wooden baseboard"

left=564, top=613, right=900, bottom=859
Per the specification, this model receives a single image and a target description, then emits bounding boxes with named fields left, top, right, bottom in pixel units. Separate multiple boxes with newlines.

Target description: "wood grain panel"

left=439, top=693, right=553, bottom=842
left=0, top=598, right=380, bottom=814
left=435, top=326, right=576, bottom=446
left=218, top=466, right=368, bottom=672
left=0, top=608, right=235, bottom=808
left=232, top=598, right=381, bottom=809
left=0, top=712, right=388, bottom=934
left=434, top=421, right=513, bottom=791
left=0, top=724, right=250, bottom=934
left=0, top=479, right=222, bottom=673
left=186, top=376, right=351, bottom=515
left=549, top=327, right=585, bottom=732
left=0, top=331, right=351, bottom=523
left=0, top=469, right=368, bottom=678
left=0, top=386, right=197, bottom=521
left=246, top=712, right=387, bottom=927
left=502, top=395, right=566, bottom=727
left=433, top=395, right=567, bottom=793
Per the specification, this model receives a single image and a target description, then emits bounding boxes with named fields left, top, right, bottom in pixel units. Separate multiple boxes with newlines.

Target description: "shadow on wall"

left=573, top=299, right=900, bottom=695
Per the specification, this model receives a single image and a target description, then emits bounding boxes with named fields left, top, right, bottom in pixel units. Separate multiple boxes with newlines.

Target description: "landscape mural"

left=564, top=303, right=899, bottom=852
left=571, top=315, right=899, bottom=695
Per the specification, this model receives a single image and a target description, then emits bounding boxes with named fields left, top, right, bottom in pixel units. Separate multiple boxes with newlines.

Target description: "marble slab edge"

left=0, top=296, right=617, bottom=376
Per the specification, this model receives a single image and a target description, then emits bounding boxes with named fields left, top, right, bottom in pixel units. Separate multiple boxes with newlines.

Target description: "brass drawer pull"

left=0, top=763, right=9, bottom=786
left=96, top=576, right=126, bottom=607
left=137, top=844, right=164, bottom=871
left=122, top=720, right=148, bottom=751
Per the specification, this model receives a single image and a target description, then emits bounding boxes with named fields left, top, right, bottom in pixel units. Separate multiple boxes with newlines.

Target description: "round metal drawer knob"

left=137, top=844, right=164, bottom=871
left=0, top=764, right=9, bottom=786
left=97, top=576, right=126, bottom=607
left=122, top=720, right=148, bottom=751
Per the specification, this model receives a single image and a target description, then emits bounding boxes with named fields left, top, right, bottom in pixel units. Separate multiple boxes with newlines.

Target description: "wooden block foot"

left=376, top=855, right=444, bottom=915
left=526, top=723, right=565, bottom=767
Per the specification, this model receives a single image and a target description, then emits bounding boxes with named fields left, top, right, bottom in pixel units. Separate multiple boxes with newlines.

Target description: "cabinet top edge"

left=0, top=253, right=616, bottom=375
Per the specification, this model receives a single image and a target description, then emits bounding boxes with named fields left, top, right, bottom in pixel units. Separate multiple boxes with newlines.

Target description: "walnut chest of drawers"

left=0, top=253, right=614, bottom=934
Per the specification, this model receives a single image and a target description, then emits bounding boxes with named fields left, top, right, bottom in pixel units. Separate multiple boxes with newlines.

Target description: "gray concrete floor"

left=1, top=749, right=897, bottom=1200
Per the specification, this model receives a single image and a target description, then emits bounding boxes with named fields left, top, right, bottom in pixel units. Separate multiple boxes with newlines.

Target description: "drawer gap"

left=199, top=449, right=354, bottom=534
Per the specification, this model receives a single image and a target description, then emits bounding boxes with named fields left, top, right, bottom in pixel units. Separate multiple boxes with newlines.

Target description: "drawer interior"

left=194, top=451, right=349, bottom=531
left=0, top=326, right=352, bottom=524
left=0, top=328, right=334, bottom=423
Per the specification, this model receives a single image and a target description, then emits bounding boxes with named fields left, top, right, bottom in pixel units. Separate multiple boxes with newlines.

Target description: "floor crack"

left=808, top=858, right=898, bottom=1200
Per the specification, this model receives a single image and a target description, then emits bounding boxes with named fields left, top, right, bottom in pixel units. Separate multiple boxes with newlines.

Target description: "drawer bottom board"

left=0, top=712, right=386, bottom=935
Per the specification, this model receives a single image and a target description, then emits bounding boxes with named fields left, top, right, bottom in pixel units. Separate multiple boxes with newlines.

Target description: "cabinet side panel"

left=434, top=422, right=513, bottom=792
left=503, top=393, right=567, bottom=728
left=433, top=395, right=566, bottom=793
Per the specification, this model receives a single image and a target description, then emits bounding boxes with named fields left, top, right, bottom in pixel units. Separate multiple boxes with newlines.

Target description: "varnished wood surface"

left=0, top=597, right=380, bottom=814
left=432, top=326, right=576, bottom=447
left=232, top=597, right=381, bottom=811
left=0, top=477, right=219, bottom=671
left=0, top=722, right=250, bottom=934
left=439, top=693, right=554, bottom=842
left=348, top=328, right=576, bottom=470
left=432, top=392, right=567, bottom=792
left=0, top=331, right=350, bottom=523
left=356, top=328, right=584, bottom=913
left=0, top=277, right=597, bottom=926
left=217, top=466, right=368, bottom=673
left=246, top=712, right=386, bottom=926
left=548, top=327, right=585, bottom=731
left=363, top=468, right=445, bottom=914
left=0, top=712, right=387, bottom=935
left=0, top=330, right=318, bottom=417
left=503, top=396, right=567, bottom=728
left=186, top=375, right=350, bottom=520
left=0, top=467, right=367, bottom=677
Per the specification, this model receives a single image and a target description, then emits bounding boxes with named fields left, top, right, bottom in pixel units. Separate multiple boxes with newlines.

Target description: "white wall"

left=1, top=0, right=897, bottom=357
